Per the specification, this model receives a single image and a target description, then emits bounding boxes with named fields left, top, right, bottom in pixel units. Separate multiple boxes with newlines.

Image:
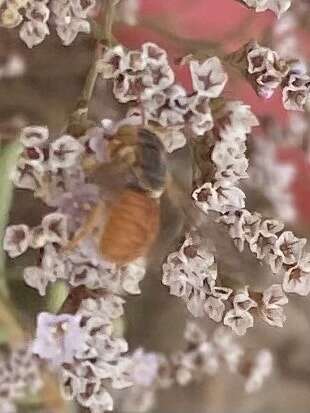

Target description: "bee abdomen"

left=100, top=189, right=160, bottom=265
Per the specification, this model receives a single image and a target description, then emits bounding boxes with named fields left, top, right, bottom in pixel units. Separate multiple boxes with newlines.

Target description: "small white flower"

left=282, top=254, right=310, bottom=296
left=241, top=0, right=291, bottom=17
left=190, top=57, right=228, bottom=98
left=19, top=20, right=49, bottom=48
left=3, top=224, right=31, bottom=258
left=130, top=348, right=159, bottom=387
left=49, top=135, right=84, bottom=169
left=223, top=309, right=254, bottom=335
left=274, top=231, right=306, bottom=266
left=233, top=287, right=257, bottom=312
left=244, top=350, right=273, bottom=393
left=12, top=158, right=45, bottom=191
left=204, top=296, right=225, bottom=322
left=24, top=266, right=49, bottom=296
left=260, top=284, right=288, bottom=327
left=98, top=45, right=128, bottom=79
left=42, top=212, right=68, bottom=245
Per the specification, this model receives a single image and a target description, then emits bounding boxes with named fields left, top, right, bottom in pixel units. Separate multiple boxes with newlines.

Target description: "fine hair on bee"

left=66, top=124, right=200, bottom=265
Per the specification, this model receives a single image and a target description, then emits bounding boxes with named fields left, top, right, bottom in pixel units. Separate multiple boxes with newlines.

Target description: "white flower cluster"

left=282, top=61, right=310, bottom=111
left=248, top=138, right=296, bottom=222
left=0, top=0, right=96, bottom=48
left=99, top=43, right=227, bottom=152
left=170, top=322, right=272, bottom=393
left=220, top=209, right=310, bottom=298
left=162, top=232, right=219, bottom=319
left=172, top=322, right=244, bottom=384
left=193, top=100, right=258, bottom=214
left=0, top=345, right=42, bottom=413
left=163, top=231, right=291, bottom=333
left=117, top=322, right=273, bottom=413
left=240, top=0, right=291, bottom=16
left=3, top=125, right=147, bottom=296
left=32, top=295, right=131, bottom=413
left=245, top=42, right=310, bottom=111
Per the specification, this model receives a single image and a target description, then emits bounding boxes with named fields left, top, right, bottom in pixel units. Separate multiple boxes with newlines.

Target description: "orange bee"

left=66, top=126, right=168, bottom=265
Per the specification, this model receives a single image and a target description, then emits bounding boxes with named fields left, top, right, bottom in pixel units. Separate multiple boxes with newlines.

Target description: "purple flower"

left=32, top=312, right=87, bottom=366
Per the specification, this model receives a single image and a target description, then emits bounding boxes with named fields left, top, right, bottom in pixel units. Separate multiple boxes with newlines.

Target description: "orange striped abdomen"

left=100, top=189, right=160, bottom=265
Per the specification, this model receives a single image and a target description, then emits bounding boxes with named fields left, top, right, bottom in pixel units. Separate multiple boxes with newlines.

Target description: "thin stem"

left=68, top=0, right=118, bottom=134
left=0, top=141, right=22, bottom=297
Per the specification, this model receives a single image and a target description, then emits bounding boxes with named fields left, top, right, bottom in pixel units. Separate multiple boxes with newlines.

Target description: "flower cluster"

left=32, top=295, right=131, bottom=413
left=0, top=345, right=42, bottom=413
left=163, top=231, right=290, bottom=334
left=220, top=209, right=310, bottom=298
left=2, top=28, right=310, bottom=412
left=193, top=100, right=258, bottom=213
left=116, top=322, right=273, bottom=413
left=244, top=42, right=310, bottom=110
left=3, top=124, right=147, bottom=297
left=99, top=43, right=228, bottom=151
left=239, top=0, right=291, bottom=16
left=0, top=0, right=96, bottom=48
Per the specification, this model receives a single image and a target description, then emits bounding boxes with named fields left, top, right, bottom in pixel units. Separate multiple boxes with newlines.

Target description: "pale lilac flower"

left=184, top=321, right=207, bottom=345
left=130, top=349, right=159, bottom=387
left=0, top=54, right=25, bottom=79
left=33, top=312, right=87, bottom=365
left=244, top=350, right=273, bottom=393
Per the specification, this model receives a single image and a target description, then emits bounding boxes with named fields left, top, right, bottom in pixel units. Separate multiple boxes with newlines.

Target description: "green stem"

left=0, top=141, right=22, bottom=297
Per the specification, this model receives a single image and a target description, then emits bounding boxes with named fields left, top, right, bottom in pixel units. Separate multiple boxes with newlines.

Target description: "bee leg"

left=63, top=202, right=105, bottom=252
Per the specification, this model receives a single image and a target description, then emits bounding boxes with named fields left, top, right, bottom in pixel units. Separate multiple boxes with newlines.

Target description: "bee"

left=65, top=125, right=169, bottom=265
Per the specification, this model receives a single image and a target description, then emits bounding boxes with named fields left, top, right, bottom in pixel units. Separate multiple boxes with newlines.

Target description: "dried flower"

left=223, top=309, right=254, bottom=336
left=259, top=284, right=288, bottom=327
left=190, top=57, right=228, bottom=98
left=3, top=224, right=31, bottom=258
left=33, top=312, right=87, bottom=365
